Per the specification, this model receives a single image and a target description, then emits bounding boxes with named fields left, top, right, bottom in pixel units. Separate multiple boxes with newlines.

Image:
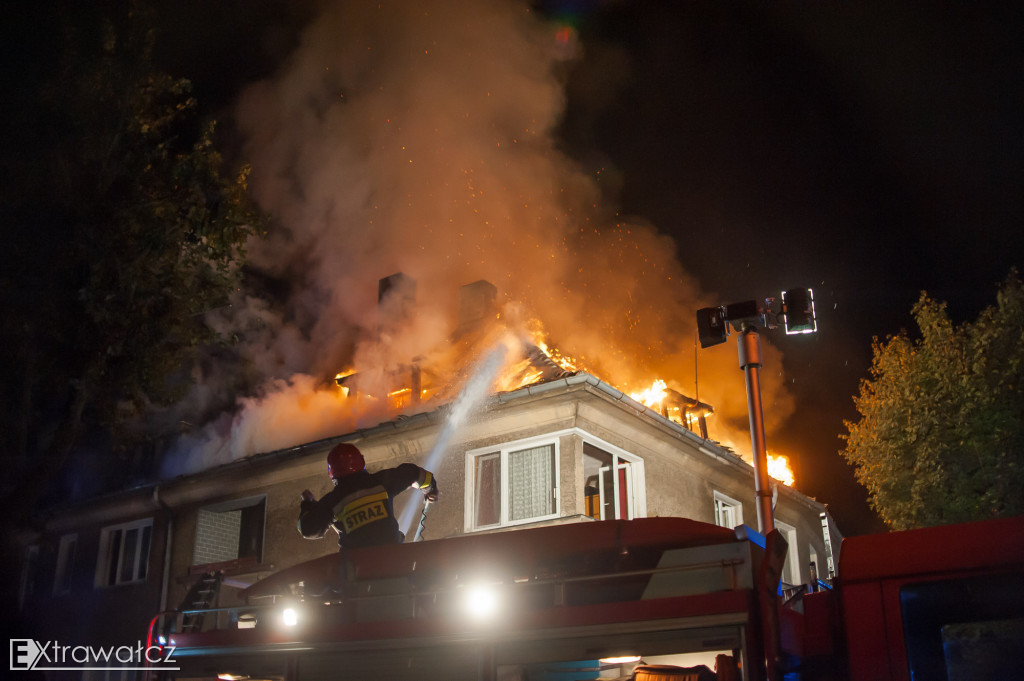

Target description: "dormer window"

left=466, top=437, right=560, bottom=531
left=465, top=429, right=645, bottom=532
left=583, top=442, right=640, bottom=521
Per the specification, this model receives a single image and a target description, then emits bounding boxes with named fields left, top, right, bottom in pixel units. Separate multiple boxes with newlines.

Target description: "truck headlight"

left=463, top=584, right=500, bottom=621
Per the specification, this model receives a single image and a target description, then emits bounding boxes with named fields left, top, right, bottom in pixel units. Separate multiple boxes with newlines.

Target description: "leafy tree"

left=841, top=273, right=1024, bottom=530
left=0, top=5, right=262, bottom=519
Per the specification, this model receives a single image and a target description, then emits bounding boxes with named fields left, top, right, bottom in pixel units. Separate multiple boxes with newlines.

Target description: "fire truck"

left=148, top=514, right=1024, bottom=681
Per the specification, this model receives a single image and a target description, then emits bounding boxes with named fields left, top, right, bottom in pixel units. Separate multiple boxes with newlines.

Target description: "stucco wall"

left=25, top=377, right=834, bottom=636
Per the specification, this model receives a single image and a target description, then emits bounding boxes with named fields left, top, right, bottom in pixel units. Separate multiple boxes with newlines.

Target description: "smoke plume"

left=163, top=0, right=793, bottom=477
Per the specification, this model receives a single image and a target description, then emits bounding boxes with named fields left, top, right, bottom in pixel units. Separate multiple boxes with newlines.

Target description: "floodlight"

left=694, top=285, right=817, bottom=535
left=782, top=288, right=816, bottom=334
left=696, top=306, right=728, bottom=348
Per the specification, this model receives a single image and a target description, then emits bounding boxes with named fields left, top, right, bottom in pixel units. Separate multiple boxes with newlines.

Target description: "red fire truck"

left=148, top=515, right=1024, bottom=681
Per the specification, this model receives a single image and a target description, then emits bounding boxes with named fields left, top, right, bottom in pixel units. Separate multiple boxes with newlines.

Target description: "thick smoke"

left=163, top=0, right=793, bottom=477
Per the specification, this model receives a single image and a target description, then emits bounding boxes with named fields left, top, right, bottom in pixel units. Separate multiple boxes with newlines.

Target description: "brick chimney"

left=456, top=280, right=497, bottom=338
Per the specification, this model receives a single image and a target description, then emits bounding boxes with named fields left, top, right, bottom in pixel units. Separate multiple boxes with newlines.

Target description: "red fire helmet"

left=327, top=442, right=365, bottom=479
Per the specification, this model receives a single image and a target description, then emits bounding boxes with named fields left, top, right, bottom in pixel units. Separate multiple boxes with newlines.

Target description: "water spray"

left=399, top=334, right=522, bottom=536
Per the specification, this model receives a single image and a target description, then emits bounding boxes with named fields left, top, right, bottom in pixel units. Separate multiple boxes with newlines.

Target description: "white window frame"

left=713, top=491, right=744, bottom=529
left=465, top=434, right=561, bottom=532
left=95, top=518, right=153, bottom=588
left=465, top=428, right=647, bottom=532
left=53, top=533, right=78, bottom=595
left=582, top=434, right=646, bottom=521
left=775, top=520, right=800, bottom=587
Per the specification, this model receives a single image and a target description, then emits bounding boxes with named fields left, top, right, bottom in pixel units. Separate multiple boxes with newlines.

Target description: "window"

left=775, top=521, right=800, bottom=586
left=467, top=438, right=559, bottom=530
left=713, top=491, right=743, bottom=529
left=820, top=512, right=838, bottom=579
left=192, top=496, right=266, bottom=567
left=96, top=518, right=152, bottom=587
left=54, top=533, right=78, bottom=595
left=583, top=442, right=640, bottom=521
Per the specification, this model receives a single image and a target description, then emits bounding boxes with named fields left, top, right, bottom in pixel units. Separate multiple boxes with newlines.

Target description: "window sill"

left=188, top=554, right=264, bottom=577
left=467, top=514, right=595, bottom=534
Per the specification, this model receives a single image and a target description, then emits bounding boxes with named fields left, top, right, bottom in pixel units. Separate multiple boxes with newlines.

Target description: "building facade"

left=17, top=369, right=839, bottom=680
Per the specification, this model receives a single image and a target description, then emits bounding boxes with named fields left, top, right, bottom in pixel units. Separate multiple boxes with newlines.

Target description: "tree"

left=0, top=5, right=262, bottom=520
left=841, top=273, right=1024, bottom=530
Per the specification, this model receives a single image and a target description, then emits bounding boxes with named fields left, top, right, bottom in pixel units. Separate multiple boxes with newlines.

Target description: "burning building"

left=15, top=274, right=838, bottom=667
left=13, top=0, right=835, bottom=668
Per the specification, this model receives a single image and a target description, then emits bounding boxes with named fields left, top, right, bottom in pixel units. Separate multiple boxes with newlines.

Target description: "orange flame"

left=536, top=339, right=583, bottom=374
left=492, top=357, right=544, bottom=393
left=629, top=379, right=668, bottom=408
left=332, top=314, right=797, bottom=488
left=767, top=453, right=795, bottom=486
left=334, top=369, right=356, bottom=398
left=527, top=318, right=587, bottom=374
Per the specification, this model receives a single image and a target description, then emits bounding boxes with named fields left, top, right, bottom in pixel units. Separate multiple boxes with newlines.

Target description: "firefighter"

left=298, top=442, right=439, bottom=551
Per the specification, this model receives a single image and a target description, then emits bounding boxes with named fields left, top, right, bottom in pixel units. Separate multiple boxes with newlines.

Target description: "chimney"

left=456, top=280, right=497, bottom=337
left=336, top=273, right=418, bottom=400
left=378, top=272, right=417, bottom=336
left=378, top=272, right=421, bottom=407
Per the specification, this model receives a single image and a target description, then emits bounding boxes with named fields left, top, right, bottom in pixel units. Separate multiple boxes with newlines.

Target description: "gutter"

left=40, top=372, right=821, bottom=533
left=498, top=373, right=751, bottom=472
left=497, top=374, right=824, bottom=511
left=153, top=485, right=173, bottom=614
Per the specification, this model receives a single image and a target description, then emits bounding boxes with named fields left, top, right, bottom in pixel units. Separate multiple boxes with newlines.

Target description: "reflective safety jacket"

left=298, top=465, right=437, bottom=551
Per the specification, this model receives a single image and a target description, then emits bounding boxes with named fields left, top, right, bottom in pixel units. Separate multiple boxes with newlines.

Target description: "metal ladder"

left=179, top=572, right=222, bottom=633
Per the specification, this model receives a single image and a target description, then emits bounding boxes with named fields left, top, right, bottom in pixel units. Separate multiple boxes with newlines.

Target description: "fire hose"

left=412, top=498, right=432, bottom=542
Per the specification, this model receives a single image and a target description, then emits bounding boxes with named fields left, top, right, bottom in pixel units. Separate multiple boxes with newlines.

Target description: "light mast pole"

left=737, top=325, right=774, bottom=535
left=697, top=288, right=816, bottom=536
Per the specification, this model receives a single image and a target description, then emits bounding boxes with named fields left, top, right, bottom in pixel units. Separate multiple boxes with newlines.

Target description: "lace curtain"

left=508, top=444, right=554, bottom=521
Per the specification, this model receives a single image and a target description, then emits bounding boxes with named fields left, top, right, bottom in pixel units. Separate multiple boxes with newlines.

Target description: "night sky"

left=554, top=2, right=1023, bottom=534
left=7, top=1, right=1023, bottom=536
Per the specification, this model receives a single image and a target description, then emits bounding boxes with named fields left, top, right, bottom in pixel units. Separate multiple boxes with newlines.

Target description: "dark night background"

left=557, top=2, right=1023, bottom=535
left=5, top=1, right=1023, bottom=536
left=556, top=2, right=1024, bottom=534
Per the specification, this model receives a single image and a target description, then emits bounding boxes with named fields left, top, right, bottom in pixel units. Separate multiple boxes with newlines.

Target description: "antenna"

left=693, top=333, right=699, bottom=405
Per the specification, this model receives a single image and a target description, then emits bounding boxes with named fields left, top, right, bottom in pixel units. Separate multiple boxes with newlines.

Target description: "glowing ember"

left=329, top=308, right=791, bottom=488
left=526, top=319, right=587, bottom=374
left=492, top=357, right=542, bottom=393
left=483, top=318, right=590, bottom=394
left=536, top=339, right=582, bottom=373
left=767, top=453, right=795, bottom=486
left=629, top=379, right=668, bottom=408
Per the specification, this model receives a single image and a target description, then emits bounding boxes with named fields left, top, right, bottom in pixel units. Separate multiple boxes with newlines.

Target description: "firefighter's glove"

left=426, top=475, right=439, bottom=502
left=416, top=471, right=439, bottom=503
